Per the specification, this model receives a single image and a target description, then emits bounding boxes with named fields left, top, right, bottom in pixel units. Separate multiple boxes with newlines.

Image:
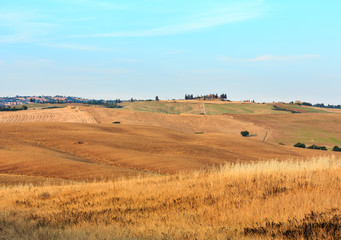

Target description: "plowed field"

left=0, top=106, right=96, bottom=123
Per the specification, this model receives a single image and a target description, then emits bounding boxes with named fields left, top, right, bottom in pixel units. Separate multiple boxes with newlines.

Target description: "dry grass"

left=1, top=106, right=339, bottom=181
left=234, top=113, right=341, bottom=148
left=0, top=156, right=340, bottom=239
left=2, top=120, right=324, bottom=180
left=0, top=106, right=96, bottom=123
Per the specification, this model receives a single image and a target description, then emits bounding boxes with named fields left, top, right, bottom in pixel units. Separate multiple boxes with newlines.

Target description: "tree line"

left=293, top=101, right=341, bottom=109
left=0, top=105, right=28, bottom=111
left=294, top=142, right=341, bottom=152
left=185, top=93, right=227, bottom=100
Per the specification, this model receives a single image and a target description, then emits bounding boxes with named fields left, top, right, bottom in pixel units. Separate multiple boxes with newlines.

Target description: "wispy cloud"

left=246, top=54, right=320, bottom=62
left=165, top=49, right=184, bottom=55
left=217, top=54, right=320, bottom=62
left=0, top=2, right=122, bottom=44
left=216, top=56, right=233, bottom=61
left=62, top=0, right=124, bottom=10
left=0, top=33, right=31, bottom=43
left=11, top=59, right=54, bottom=68
left=0, top=11, right=56, bottom=43
left=78, top=1, right=266, bottom=38
left=114, top=59, right=140, bottom=63
left=45, top=43, right=107, bottom=51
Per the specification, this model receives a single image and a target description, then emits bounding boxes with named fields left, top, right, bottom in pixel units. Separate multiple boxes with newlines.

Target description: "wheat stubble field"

left=0, top=102, right=340, bottom=239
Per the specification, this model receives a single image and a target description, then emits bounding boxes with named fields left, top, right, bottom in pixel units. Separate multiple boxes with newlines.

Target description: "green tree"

left=293, top=142, right=306, bottom=148
left=332, top=146, right=341, bottom=152
left=240, top=131, right=249, bottom=137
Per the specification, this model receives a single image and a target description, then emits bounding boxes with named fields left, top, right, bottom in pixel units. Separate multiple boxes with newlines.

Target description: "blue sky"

left=0, top=0, right=340, bottom=103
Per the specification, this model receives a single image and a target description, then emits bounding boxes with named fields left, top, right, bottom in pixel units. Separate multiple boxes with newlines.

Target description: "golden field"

left=0, top=102, right=340, bottom=239
left=0, top=106, right=96, bottom=124
left=1, top=104, right=339, bottom=181
left=0, top=156, right=340, bottom=239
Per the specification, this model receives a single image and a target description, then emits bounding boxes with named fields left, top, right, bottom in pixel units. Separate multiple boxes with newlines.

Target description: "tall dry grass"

left=0, top=156, right=340, bottom=239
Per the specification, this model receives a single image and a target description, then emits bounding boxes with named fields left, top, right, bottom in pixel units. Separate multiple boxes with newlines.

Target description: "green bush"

left=307, top=145, right=327, bottom=151
left=240, top=131, right=250, bottom=137
left=293, top=142, right=306, bottom=148
left=332, top=146, right=341, bottom=152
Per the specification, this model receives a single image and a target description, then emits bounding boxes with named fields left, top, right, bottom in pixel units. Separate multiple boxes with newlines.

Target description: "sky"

left=0, top=0, right=340, bottom=104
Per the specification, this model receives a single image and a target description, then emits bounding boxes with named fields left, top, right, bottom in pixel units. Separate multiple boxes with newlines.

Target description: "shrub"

left=241, top=131, right=250, bottom=137
left=332, top=146, right=341, bottom=152
left=307, top=145, right=328, bottom=151
left=294, top=142, right=306, bottom=148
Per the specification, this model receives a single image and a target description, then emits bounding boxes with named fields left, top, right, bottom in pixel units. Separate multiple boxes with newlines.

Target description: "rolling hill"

left=0, top=104, right=339, bottom=184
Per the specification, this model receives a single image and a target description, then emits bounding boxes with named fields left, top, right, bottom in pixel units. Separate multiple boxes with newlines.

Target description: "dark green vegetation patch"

left=241, top=131, right=250, bottom=137
left=307, top=145, right=328, bottom=151
left=293, top=142, right=306, bottom=148
left=332, top=146, right=341, bottom=152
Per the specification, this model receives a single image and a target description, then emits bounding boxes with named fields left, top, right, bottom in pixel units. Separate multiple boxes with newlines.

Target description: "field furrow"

left=0, top=106, right=96, bottom=123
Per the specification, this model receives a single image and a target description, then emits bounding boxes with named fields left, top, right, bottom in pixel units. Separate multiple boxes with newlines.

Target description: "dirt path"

left=263, top=129, right=268, bottom=142
left=200, top=103, right=207, bottom=115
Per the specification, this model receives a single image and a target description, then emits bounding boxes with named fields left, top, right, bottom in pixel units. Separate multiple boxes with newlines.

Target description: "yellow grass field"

left=0, top=103, right=340, bottom=239
left=0, top=156, right=340, bottom=239
left=1, top=106, right=337, bottom=181
left=0, top=106, right=96, bottom=123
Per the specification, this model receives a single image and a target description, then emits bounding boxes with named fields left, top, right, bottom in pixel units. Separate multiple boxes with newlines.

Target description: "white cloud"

left=45, top=43, right=107, bottom=51
left=165, top=49, right=184, bottom=55
left=15, top=59, right=54, bottom=68
left=216, top=56, right=233, bottom=61
left=114, top=59, right=140, bottom=63
left=0, top=33, right=31, bottom=43
left=79, top=1, right=266, bottom=38
left=246, top=54, right=320, bottom=62
left=62, top=0, right=124, bottom=10
left=217, top=54, right=320, bottom=62
left=0, top=11, right=56, bottom=43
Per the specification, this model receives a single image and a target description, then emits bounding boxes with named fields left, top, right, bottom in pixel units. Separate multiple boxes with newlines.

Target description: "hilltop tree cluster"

left=293, top=101, right=341, bottom=109
left=88, top=99, right=123, bottom=108
left=313, top=103, right=341, bottom=109
left=185, top=93, right=227, bottom=101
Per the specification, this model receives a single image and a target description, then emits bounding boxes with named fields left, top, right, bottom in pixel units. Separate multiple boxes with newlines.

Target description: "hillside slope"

left=0, top=106, right=96, bottom=123
left=0, top=121, right=336, bottom=182
left=234, top=113, right=341, bottom=148
left=0, top=106, right=339, bottom=182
